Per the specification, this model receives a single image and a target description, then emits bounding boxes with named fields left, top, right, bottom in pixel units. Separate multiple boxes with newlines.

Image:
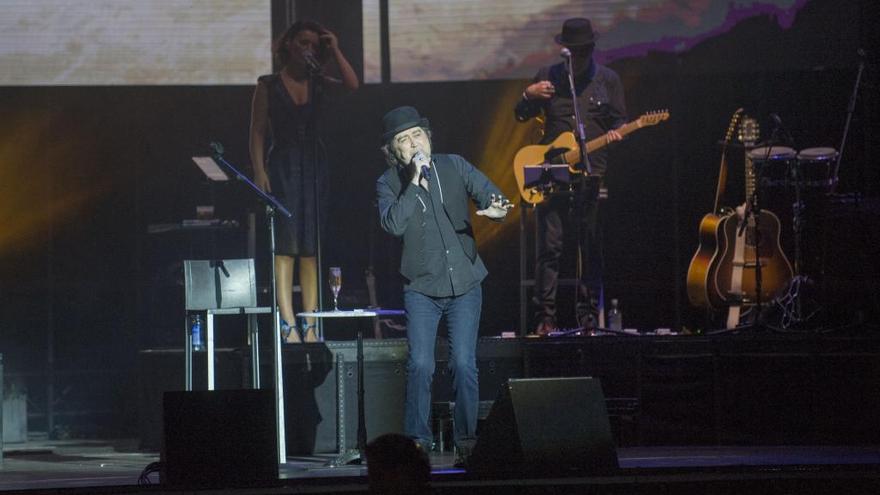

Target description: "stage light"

left=473, top=80, right=543, bottom=248
left=0, top=111, right=105, bottom=255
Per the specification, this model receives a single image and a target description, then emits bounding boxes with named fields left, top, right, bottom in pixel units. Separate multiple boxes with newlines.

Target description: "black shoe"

left=453, top=445, right=472, bottom=469
left=578, top=314, right=597, bottom=331
left=532, top=316, right=556, bottom=336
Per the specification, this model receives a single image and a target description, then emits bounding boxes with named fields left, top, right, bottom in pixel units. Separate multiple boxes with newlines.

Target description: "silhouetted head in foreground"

left=365, top=433, right=431, bottom=495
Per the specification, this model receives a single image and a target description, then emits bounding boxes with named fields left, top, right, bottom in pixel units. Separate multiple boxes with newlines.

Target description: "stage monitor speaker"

left=161, top=389, right=278, bottom=488
left=469, top=377, right=618, bottom=476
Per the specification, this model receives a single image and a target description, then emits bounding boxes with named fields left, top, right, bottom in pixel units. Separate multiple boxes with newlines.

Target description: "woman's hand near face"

left=319, top=30, right=339, bottom=51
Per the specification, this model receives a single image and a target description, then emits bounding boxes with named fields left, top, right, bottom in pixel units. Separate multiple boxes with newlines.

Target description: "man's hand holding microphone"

left=409, top=150, right=432, bottom=186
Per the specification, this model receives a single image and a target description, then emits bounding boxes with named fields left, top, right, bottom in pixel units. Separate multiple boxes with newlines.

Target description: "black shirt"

left=514, top=60, right=627, bottom=176
left=412, top=180, right=487, bottom=297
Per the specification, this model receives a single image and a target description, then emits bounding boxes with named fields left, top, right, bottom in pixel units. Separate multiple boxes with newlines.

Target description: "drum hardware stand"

left=773, top=148, right=822, bottom=330
left=777, top=49, right=867, bottom=330
left=758, top=114, right=826, bottom=331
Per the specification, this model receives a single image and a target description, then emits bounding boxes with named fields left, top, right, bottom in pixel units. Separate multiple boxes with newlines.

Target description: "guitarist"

left=514, top=17, right=627, bottom=335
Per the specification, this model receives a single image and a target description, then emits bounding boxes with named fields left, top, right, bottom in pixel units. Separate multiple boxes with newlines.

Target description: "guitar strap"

left=726, top=218, right=747, bottom=328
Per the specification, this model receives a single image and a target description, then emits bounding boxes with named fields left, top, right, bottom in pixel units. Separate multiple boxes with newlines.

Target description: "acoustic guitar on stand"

left=687, top=109, right=743, bottom=311
left=513, top=110, right=669, bottom=205
left=714, top=116, right=792, bottom=327
left=687, top=112, right=792, bottom=327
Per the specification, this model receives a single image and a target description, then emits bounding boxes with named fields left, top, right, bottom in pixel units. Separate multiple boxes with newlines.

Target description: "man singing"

left=376, top=106, right=512, bottom=460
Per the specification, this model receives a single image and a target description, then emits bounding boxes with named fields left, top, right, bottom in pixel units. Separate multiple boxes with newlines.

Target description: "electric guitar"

left=513, top=110, right=669, bottom=205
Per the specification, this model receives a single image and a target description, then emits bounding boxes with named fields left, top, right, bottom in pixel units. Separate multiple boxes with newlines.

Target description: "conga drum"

left=748, top=145, right=798, bottom=189
left=795, top=147, right=838, bottom=190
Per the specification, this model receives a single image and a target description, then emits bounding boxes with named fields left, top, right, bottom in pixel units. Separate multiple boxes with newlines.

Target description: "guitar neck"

left=744, top=147, right=757, bottom=201
left=561, top=119, right=646, bottom=165
left=738, top=117, right=760, bottom=206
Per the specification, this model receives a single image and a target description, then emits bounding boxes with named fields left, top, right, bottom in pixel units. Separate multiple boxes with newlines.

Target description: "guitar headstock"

left=637, top=110, right=670, bottom=127
left=723, top=108, right=744, bottom=145
left=738, top=116, right=760, bottom=147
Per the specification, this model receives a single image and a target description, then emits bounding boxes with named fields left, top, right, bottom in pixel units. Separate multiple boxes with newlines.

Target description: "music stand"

left=523, top=164, right=570, bottom=190
left=200, top=143, right=293, bottom=463
left=191, top=156, right=231, bottom=182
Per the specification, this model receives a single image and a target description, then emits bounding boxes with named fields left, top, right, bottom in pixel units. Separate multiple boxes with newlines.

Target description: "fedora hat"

left=554, top=18, right=599, bottom=46
left=382, top=106, right=430, bottom=142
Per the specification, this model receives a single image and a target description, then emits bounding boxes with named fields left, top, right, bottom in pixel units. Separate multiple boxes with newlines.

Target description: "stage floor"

left=3, top=437, right=880, bottom=493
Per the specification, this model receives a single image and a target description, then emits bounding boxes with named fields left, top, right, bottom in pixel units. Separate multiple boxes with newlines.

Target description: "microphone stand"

left=562, top=52, right=596, bottom=330
left=209, top=142, right=292, bottom=461
left=831, top=49, right=866, bottom=193
left=306, top=56, right=326, bottom=334
left=563, top=53, right=592, bottom=175
left=737, top=129, right=780, bottom=327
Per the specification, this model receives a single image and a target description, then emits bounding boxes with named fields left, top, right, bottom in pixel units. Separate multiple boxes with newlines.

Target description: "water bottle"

left=608, top=299, right=623, bottom=331
left=191, top=313, right=204, bottom=351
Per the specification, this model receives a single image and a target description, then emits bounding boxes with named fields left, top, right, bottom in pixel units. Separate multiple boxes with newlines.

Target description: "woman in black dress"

left=250, top=20, right=358, bottom=342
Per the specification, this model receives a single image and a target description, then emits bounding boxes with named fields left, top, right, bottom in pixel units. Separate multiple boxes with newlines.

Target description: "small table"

left=297, top=309, right=404, bottom=466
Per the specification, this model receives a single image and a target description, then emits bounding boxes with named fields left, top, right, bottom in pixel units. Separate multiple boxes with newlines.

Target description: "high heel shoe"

left=281, top=319, right=302, bottom=344
left=302, top=324, right=319, bottom=343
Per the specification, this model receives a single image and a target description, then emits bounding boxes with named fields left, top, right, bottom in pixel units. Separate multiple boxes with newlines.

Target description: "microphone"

left=768, top=113, right=793, bottom=145
left=560, top=47, right=571, bottom=58
left=413, top=151, right=431, bottom=181
left=303, top=50, right=322, bottom=74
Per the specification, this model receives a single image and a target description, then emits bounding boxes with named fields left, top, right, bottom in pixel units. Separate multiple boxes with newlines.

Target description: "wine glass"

left=329, top=266, right=342, bottom=311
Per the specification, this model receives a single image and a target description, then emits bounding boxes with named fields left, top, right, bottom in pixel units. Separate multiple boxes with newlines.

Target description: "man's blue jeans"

left=403, top=284, right=481, bottom=451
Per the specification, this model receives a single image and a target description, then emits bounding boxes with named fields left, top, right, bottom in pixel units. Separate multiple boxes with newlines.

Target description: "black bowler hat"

left=554, top=17, right=599, bottom=46
left=382, top=106, right=430, bottom=142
